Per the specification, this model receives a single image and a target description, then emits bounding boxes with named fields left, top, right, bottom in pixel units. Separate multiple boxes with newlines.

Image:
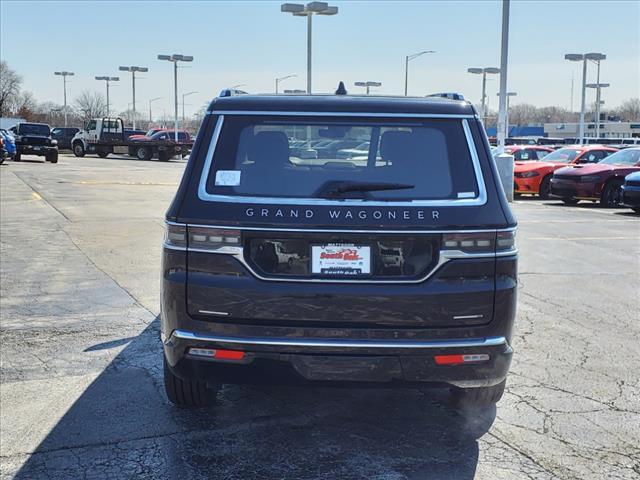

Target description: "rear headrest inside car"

left=247, top=131, right=290, bottom=167
left=380, top=131, right=413, bottom=164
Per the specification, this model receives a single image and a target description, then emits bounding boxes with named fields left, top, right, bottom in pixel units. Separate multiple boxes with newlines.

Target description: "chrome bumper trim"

left=166, top=330, right=507, bottom=350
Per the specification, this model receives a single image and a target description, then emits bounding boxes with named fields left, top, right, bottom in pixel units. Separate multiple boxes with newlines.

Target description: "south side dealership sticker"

left=311, top=244, right=371, bottom=275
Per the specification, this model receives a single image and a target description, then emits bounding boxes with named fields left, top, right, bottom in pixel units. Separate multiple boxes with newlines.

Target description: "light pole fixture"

left=565, top=52, right=605, bottom=143
left=149, top=97, right=163, bottom=124
left=275, top=74, right=297, bottom=93
left=586, top=82, right=610, bottom=137
left=181, top=91, right=198, bottom=124
left=54, top=71, right=74, bottom=127
left=281, top=2, right=338, bottom=94
left=496, top=91, right=516, bottom=135
left=354, top=81, right=382, bottom=95
left=119, top=66, right=148, bottom=130
left=467, top=67, right=500, bottom=125
left=95, top=76, right=120, bottom=116
left=404, top=51, right=435, bottom=96
left=157, top=54, right=194, bottom=141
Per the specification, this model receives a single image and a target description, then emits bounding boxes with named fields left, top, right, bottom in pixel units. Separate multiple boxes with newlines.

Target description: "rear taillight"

left=164, top=223, right=187, bottom=248
left=188, top=226, right=241, bottom=252
left=441, top=230, right=516, bottom=255
left=496, top=230, right=516, bottom=253
left=441, top=232, right=495, bottom=253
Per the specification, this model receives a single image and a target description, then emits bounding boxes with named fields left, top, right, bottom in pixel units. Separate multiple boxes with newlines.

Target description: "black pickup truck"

left=11, top=123, right=59, bottom=163
left=71, top=117, right=193, bottom=161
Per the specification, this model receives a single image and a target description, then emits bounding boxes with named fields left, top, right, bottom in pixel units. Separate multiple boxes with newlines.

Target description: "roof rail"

left=426, top=92, right=465, bottom=101
left=218, top=88, right=249, bottom=98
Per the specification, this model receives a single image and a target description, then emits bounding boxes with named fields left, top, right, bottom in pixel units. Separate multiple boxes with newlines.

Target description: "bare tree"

left=0, top=61, right=23, bottom=116
left=611, top=98, right=640, bottom=121
left=73, top=91, right=107, bottom=120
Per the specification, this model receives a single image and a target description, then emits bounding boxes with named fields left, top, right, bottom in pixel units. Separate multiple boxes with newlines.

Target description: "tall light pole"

left=496, top=0, right=510, bottom=150
left=354, top=81, right=382, bottom=95
left=587, top=83, right=610, bottom=138
left=182, top=91, right=198, bottom=124
left=158, top=54, right=194, bottom=141
left=275, top=74, right=297, bottom=93
left=565, top=53, right=605, bottom=143
left=404, top=50, right=435, bottom=96
left=468, top=67, right=500, bottom=126
left=95, top=76, right=120, bottom=116
left=54, top=71, right=74, bottom=127
left=149, top=97, right=162, bottom=124
left=586, top=52, right=607, bottom=138
left=497, top=91, right=517, bottom=136
left=281, top=2, right=338, bottom=94
left=119, top=66, right=148, bottom=129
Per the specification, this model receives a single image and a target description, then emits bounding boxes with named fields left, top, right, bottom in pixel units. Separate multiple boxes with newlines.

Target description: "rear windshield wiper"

left=317, top=181, right=415, bottom=198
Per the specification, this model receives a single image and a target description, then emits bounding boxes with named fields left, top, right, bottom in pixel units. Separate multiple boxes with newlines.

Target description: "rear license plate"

left=311, top=244, right=371, bottom=276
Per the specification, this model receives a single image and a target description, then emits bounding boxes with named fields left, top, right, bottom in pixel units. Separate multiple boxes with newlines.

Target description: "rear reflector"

left=434, top=354, right=490, bottom=365
left=189, top=348, right=245, bottom=361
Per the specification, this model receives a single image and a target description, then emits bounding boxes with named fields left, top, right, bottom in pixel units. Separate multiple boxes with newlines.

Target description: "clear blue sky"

left=1, top=0, right=638, bottom=117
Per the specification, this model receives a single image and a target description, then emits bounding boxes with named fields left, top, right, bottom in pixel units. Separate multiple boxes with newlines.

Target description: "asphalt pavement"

left=1, top=153, right=638, bottom=479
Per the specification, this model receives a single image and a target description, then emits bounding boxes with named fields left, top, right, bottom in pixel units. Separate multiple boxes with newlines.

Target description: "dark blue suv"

left=161, top=93, right=517, bottom=409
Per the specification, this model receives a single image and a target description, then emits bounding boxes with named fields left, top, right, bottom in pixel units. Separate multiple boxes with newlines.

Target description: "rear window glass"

left=205, top=116, right=479, bottom=201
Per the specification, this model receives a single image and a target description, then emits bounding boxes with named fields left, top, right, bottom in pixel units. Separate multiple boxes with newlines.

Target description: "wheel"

left=450, top=379, right=506, bottom=408
left=158, top=150, right=170, bottom=162
left=0, top=156, right=5, bottom=165
left=600, top=180, right=623, bottom=208
left=136, top=146, right=152, bottom=161
left=97, top=148, right=109, bottom=158
left=163, top=355, right=215, bottom=407
left=14, top=153, right=21, bottom=162
left=73, top=143, right=85, bottom=157
left=562, top=198, right=579, bottom=205
left=538, top=175, right=552, bottom=200
left=287, top=257, right=294, bottom=270
left=46, top=151, right=59, bottom=163
left=633, top=207, right=640, bottom=214
left=127, top=147, right=136, bottom=157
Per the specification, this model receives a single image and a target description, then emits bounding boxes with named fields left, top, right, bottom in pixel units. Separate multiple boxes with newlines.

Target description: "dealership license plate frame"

left=311, top=243, right=372, bottom=277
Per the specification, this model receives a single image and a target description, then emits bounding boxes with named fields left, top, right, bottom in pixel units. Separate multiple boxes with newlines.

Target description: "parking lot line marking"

left=528, top=236, right=638, bottom=241
left=72, top=181, right=179, bottom=186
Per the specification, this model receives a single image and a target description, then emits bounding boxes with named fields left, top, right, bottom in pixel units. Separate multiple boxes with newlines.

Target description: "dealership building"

left=543, top=121, right=640, bottom=139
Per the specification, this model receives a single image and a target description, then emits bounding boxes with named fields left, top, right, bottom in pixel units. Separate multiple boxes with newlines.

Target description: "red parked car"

left=550, top=147, right=640, bottom=207
left=504, top=145, right=554, bottom=161
left=514, top=145, right=618, bottom=199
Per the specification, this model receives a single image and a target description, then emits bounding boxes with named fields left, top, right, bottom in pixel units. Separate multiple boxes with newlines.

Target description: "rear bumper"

left=164, top=330, right=513, bottom=388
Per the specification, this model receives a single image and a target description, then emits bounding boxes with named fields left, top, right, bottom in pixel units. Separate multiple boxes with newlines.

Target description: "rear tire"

left=538, top=175, right=552, bottom=200
left=97, top=148, right=109, bottom=158
left=158, top=150, right=170, bottom=162
left=47, top=151, right=59, bottom=163
left=163, top=356, right=216, bottom=407
left=136, top=146, right=152, bottom=161
left=450, top=379, right=506, bottom=408
left=632, top=207, right=640, bottom=214
left=600, top=180, right=623, bottom=208
left=14, top=153, right=21, bottom=162
left=562, top=198, right=579, bottom=205
left=73, top=143, right=85, bottom=157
